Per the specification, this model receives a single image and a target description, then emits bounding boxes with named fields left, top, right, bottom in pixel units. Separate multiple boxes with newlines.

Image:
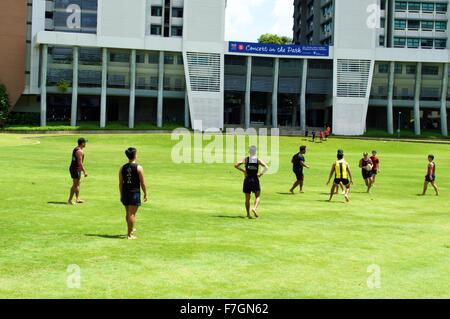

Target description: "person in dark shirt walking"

left=68, top=137, right=88, bottom=205
left=119, top=147, right=148, bottom=240
left=290, top=145, right=310, bottom=194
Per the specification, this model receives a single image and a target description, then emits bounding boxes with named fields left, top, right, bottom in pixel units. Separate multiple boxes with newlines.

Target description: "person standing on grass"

left=312, top=130, right=316, bottom=142
left=422, top=154, right=439, bottom=196
left=359, top=152, right=374, bottom=193
left=327, top=150, right=353, bottom=202
left=235, top=146, right=269, bottom=219
left=370, top=150, right=380, bottom=185
left=290, top=145, right=310, bottom=194
left=68, top=137, right=88, bottom=205
left=119, top=147, right=148, bottom=240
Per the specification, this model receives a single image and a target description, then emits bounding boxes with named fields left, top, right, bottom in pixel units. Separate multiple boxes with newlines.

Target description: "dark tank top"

left=361, top=158, right=372, bottom=171
left=70, top=147, right=83, bottom=170
left=245, top=157, right=259, bottom=179
left=121, top=163, right=141, bottom=193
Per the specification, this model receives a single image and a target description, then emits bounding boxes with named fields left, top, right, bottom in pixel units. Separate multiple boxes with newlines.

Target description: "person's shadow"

left=85, top=234, right=127, bottom=239
left=213, top=215, right=246, bottom=219
left=48, top=201, right=68, bottom=205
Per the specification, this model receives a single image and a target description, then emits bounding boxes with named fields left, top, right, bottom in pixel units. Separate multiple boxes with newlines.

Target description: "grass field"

left=0, top=133, right=449, bottom=299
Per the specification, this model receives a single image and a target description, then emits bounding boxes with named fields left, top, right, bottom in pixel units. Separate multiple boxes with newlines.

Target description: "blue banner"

left=228, top=41, right=329, bottom=57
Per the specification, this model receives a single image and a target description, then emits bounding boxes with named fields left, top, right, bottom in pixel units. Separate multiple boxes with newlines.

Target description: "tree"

left=0, top=84, right=10, bottom=129
left=258, top=33, right=293, bottom=45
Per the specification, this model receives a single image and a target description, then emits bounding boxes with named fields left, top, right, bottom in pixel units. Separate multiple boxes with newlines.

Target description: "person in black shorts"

left=327, top=150, right=353, bottom=202
left=119, top=148, right=148, bottom=240
left=422, top=154, right=439, bottom=196
left=68, top=137, right=88, bottom=205
left=235, top=146, right=269, bottom=219
left=290, top=145, right=310, bottom=194
left=359, top=152, right=374, bottom=193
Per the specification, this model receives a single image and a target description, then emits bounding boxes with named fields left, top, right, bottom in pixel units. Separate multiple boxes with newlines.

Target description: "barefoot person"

left=370, top=150, right=380, bottom=185
left=422, top=154, right=439, bottom=196
left=235, top=146, right=269, bottom=218
left=327, top=150, right=353, bottom=202
left=359, top=152, right=373, bottom=193
left=290, top=145, right=310, bottom=194
left=68, top=137, right=88, bottom=205
left=119, top=148, right=148, bottom=240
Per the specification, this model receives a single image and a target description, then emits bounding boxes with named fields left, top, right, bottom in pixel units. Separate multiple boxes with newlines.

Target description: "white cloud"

left=225, top=0, right=294, bottom=42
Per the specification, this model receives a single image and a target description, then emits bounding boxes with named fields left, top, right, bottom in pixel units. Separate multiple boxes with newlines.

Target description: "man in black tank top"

left=235, top=146, right=269, bottom=219
left=68, top=137, right=88, bottom=205
left=119, top=147, right=148, bottom=240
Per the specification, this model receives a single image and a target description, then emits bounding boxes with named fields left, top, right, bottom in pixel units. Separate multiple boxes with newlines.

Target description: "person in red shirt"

left=325, top=126, right=331, bottom=140
left=422, top=154, right=439, bottom=196
left=370, top=150, right=380, bottom=185
left=319, top=131, right=324, bottom=142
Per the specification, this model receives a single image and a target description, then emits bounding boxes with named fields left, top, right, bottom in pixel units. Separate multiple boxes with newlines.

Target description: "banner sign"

left=228, top=41, right=329, bottom=57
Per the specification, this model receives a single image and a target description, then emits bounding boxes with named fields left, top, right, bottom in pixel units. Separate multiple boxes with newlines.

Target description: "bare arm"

left=234, top=159, right=246, bottom=175
left=76, top=150, right=87, bottom=176
left=119, top=168, right=123, bottom=198
left=138, top=166, right=148, bottom=202
left=258, top=159, right=269, bottom=177
left=300, top=160, right=310, bottom=169
left=347, top=164, right=353, bottom=184
left=327, top=162, right=335, bottom=185
left=358, top=159, right=363, bottom=168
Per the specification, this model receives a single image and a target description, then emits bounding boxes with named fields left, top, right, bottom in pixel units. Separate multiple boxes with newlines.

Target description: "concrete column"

left=414, top=62, right=422, bottom=135
left=440, top=63, right=448, bottom=136
left=129, top=49, right=136, bottom=128
left=272, top=58, right=279, bottom=128
left=157, top=51, right=164, bottom=128
left=245, top=56, right=252, bottom=129
left=300, top=59, right=308, bottom=131
left=100, top=48, right=108, bottom=128
left=184, top=90, right=190, bottom=128
left=40, top=44, right=48, bottom=127
left=71, top=47, right=79, bottom=127
left=387, top=61, right=395, bottom=134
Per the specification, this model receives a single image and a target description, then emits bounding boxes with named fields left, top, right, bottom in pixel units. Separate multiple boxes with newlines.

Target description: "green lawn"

left=0, top=133, right=449, bottom=298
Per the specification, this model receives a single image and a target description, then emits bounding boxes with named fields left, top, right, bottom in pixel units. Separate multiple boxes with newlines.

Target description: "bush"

left=0, top=84, right=11, bottom=129
left=6, top=112, right=40, bottom=126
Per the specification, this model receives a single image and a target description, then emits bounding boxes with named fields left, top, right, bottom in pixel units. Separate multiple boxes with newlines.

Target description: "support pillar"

left=157, top=51, right=164, bottom=128
left=40, top=44, right=48, bottom=127
left=129, top=49, right=136, bottom=128
left=440, top=63, right=448, bottom=136
left=387, top=61, right=395, bottom=134
left=71, top=46, right=79, bottom=127
left=414, top=62, right=422, bottom=135
left=272, top=58, right=279, bottom=128
left=245, top=56, right=252, bottom=129
left=184, top=90, right=190, bottom=128
left=100, top=48, right=108, bottom=128
left=300, top=59, right=308, bottom=131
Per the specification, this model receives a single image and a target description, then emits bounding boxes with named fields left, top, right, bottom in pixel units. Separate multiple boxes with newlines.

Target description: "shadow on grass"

left=48, top=201, right=68, bottom=205
left=85, top=234, right=127, bottom=239
left=276, top=192, right=295, bottom=195
left=213, top=215, right=247, bottom=219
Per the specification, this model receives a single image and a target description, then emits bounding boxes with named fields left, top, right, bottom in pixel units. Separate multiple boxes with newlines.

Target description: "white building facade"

left=13, top=0, right=450, bottom=136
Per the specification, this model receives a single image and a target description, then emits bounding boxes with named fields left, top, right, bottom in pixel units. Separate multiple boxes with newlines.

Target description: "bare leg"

left=422, top=181, right=429, bottom=195
left=290, top=181, right=300, bottom=194
left=329, top=184, right=337, bottom=201
left=366, top=178, right=373, bottom=193
left=431, top=181, right=439, bottom=196
left=68, top=179, right=80, bottom=204
left=299, top=179, right=304, bottom=193
left=253, top=192, right=261, bottom=218
left=126, top=206, right=138, bottom=239
left=372, top=174, right=376, bottom=185
left=344, top=186, right=351, bottom=202
left=245, top=193, right=251, bottom=218
left=74, top=180, right=83, bottom=203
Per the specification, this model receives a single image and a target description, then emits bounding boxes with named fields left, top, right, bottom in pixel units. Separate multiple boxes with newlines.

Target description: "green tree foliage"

left=257, top=33, right=293, bottom=45
left=0, top=84, right=10, bottom=128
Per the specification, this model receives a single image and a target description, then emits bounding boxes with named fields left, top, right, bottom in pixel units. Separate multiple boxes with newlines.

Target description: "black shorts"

left=372, top=170, right=378, bottom=175
left=69, top=167, right=81, bottom=179
left=243, top=177, right=261, bottom=194
left=121, top=192, right=141, bottom=207
left=362, top=170, right=373, bottom=180
left=334, top=178, right=350, bottom=187
left=425, top=175, right=436, bottom=182
left=293, top=170, right=304, bottom=181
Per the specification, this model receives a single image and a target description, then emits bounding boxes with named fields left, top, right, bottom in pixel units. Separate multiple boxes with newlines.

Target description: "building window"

left=435, top=21, right=447, bottom=31
left=421, top=3, right=434, bottom=12
left=435, top=39, right=447, bottom=49
left=110, top=52, right=130, bottom=63
left=378, top=63, right=389, bottom=73
left=394, top=37, right=406, bottom=47
left=421, top=21, right=433, bottom=31
left=422, top=65, right=439, bottom=76
left=421, top=38, right=434, bottom=48
left=395, top=63, right=403, bottom=74
left=406, top=64, right=417, bottom=74
left=172, top=7, right=183, bottom=18
left=395, top=1, right=407, bottom=11
left=171, top=26, right=183, bottom=37
left=148, top=52, right=160, bottom=64
left=408, top=2, right=421, bottom=12
left=436, top=3, right=448, bottom=13
left=379, top=36, right=385, bottom=46
left=151, top=6, right=162, bottom=16
left=164, top=54, right=174, bottom=65
left=407, top=20, right=420, bottom=30
left=407, top=38, right=420, bottom=48
left=136, top=52, right=145, bottom=64
left=394, top=19, right=406, bottom=30
left=151, top=24, right=162, bottom=35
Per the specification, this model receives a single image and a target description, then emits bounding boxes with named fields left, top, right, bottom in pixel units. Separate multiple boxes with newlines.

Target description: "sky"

left=225, top=0, right=294, bottom=42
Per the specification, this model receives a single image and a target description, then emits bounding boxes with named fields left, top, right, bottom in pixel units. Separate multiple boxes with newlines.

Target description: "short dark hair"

left=337, top=153, right=344, bottom=160
left=125, top=147, right=137, bottom=160
left=300, top=145, right=306, bottom=152
left=428, top=154, right=435, bottom=160
left=78, top=137, right=87, bottom=145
